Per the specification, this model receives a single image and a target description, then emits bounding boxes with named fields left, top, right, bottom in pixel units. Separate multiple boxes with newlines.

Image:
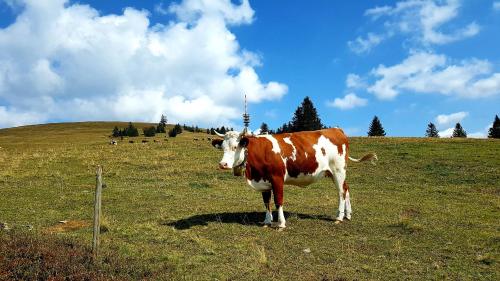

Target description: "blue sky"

left=0, top=0, right=499, bottom=137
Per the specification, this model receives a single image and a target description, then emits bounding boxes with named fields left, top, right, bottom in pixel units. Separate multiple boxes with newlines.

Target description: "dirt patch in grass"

left=43, top=220, right=90, bottom=234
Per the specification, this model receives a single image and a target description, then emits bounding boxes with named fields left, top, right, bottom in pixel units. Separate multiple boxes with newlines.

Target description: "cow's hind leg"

left=262, top=191, right=273, bottom=225
left=344, top=182, right=352, bottom=220
left=331, top=168, right=348, bottom=223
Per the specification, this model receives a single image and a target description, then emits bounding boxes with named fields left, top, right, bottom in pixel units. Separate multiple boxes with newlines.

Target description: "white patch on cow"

left=305, top=152, right=308, bottom=158
left=312, top=136, right=346, bottom=174
left=256, top=135, right=281, bottom=154
left=283, top=137, right=297, bottom=161
left=246, top=179, right=272, bottom=191
left=284, top=173, right=317, bottom=186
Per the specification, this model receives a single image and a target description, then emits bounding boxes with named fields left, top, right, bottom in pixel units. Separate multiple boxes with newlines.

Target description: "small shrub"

left=0, top=231, right=156, bottom=280
left=168, top=129, right=177, bottom=137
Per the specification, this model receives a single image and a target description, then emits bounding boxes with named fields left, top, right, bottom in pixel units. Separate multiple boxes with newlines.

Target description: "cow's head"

left=214, top=130, right=249, bottom=170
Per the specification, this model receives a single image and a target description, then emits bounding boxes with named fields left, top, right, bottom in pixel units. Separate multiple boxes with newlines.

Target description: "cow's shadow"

left=162, top=211, right=334, bottom=230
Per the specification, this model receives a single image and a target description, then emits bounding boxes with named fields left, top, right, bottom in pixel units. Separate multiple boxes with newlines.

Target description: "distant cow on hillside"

left=211, top=139, right=223, bottom=149
left=213, top=129, right=377, bottom=228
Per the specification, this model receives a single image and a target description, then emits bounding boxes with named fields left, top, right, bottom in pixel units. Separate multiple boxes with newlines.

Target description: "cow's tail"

left=348, top=153, right=378, bottom=165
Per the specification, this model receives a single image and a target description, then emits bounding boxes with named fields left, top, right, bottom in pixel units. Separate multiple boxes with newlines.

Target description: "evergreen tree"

left=220, top=126, right=226, bottom=134
left=168, top=128, right=177, bottom=137
left=124, top=122, right=139, bottom=137
left=143, top=126, right=156, bottom=137
left=367, top=116, right=386, bottom=136
left=452, top=123, right=467, bottom=138
left=156, top=114, right=167, bottom=133
left=174, top=124, right=183, bottom=134
left=290, top=97, right=324, bottom=132
left=425, top=122, right=439, bottom=138
left=112, top=126, right=120, bottom=137
left=488, top=115, right=500, bottom=138
left=210, top=128, right=216, bottom=135
left=260, top=122, right=269, bottom=134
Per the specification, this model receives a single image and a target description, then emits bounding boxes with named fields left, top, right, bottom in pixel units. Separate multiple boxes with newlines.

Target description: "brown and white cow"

left=214, top=128, right=377, bottom=228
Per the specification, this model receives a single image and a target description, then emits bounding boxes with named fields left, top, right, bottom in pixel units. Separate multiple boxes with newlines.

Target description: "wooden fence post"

left=92, top=165, right=103, bottom=258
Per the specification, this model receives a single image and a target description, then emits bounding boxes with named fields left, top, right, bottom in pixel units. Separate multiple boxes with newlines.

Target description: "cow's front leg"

left=271, top=178, right=286, bottom=228
left=262, top=191, right=273, bottom=225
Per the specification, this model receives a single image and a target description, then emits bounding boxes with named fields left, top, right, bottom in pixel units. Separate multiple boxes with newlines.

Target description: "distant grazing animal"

left=142, top=140, right=149, bottom=143
left=110, top=140, right=117, bottom=145
left=193, top=138, right=199, bottom=141
left=213, top=129, right=377, bottom=228
left=211, top=139, right=223, bottom=149
left=207, top=137, right=212, bottom=141
left=129, top=140, right=135, bottom=143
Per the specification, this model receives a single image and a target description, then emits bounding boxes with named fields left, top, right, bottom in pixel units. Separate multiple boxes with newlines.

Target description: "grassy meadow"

left=0, top=122, right=498, bottom=280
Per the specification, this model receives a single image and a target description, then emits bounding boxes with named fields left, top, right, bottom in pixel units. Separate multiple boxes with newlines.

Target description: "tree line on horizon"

left=111, top=98, right=500, bottom=139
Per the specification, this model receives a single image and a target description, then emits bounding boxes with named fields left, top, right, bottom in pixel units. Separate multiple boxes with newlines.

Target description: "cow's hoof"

left=334, top=220, right=343, bottom=225
left=344, top=216, right=351, bottom=221
left=262, top=223, right=271, bottom=228
left=277, top=227, right=286, bottom=232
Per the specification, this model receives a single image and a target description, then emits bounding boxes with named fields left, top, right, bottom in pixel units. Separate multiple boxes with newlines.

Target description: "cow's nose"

left=219, top=162, right=229, bottom=169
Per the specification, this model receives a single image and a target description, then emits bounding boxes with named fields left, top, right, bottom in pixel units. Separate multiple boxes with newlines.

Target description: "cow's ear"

left=239, top=137, right=249, bottom=148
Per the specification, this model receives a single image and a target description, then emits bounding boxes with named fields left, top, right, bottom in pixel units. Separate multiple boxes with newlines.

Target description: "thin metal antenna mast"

left=243, top=94, right=250, bottom=132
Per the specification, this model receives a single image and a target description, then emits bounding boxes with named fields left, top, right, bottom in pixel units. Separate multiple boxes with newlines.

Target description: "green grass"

left=0, top=122, right=499, bottom=280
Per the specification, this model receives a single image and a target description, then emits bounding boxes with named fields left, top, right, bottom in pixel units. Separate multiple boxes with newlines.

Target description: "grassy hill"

left=0, top=122, right=498, bottom=280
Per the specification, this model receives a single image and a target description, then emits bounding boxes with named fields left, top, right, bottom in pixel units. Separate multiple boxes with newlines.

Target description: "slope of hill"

left=0, top=122, right=498, bottom=280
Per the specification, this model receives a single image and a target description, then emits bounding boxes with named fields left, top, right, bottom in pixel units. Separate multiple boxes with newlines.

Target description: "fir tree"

left=367, top=116, right=386, bottom=136
left=156, top=114, right=167, bottom=133
left=290, top=97, right=324, bottom=132
left=124, top=122, right=139, bottom=137
left=168, top=128, right=177, bottom=137
left=143, top=126, right=156, bottom=137
left=260, top=122, right=269, bottom=134
left=112, top=126, right=120, bottom=137
left=452, top=123, right=467, bottom=138
left=488, top=115, right=500, bottom=138
left=425, top=122, right=439, bottom=138
left=173, top=124, right=183, bottom=134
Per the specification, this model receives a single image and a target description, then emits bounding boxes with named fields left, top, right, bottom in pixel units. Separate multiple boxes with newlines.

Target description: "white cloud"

left=468, top=124, right=492, bottom=138
left=435, top=111, right=468, bottom=128
left=347, top=33, right=386, bottom=54
left=154, top=2, right=169, bottom=15
left=168, top=0, right=254, bottom=25
left=367, top=52, right=500, bottom=99
left=494, top=2, right=500, bottom=11
left=353, top=0, right=480, bottom=54
left=438, top=127, right=455, bottom=138
left=327, top=93, right=368, bottom=110
left=439, top=123, right=489, bottom=138
left=0, top=0, right=287, bottom=128
left=0, top=106, right=47, bottom=128
left=346, top=73, right=367, bottom=89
